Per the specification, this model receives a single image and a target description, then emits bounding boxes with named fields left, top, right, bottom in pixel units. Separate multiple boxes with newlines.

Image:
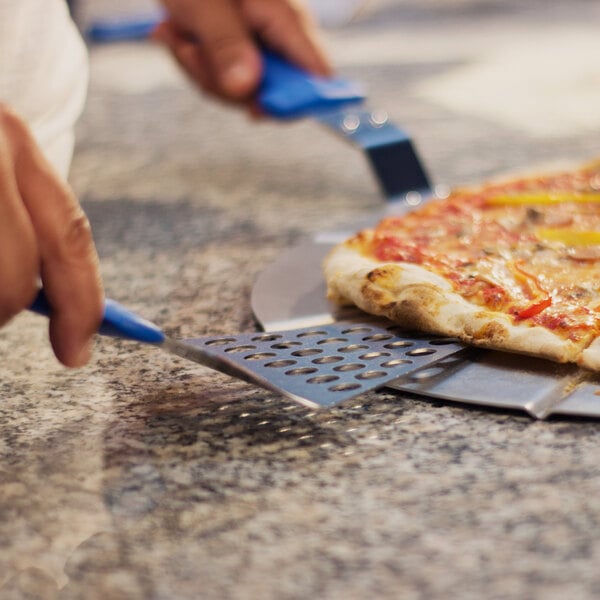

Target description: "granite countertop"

left=3, top=1, right=600, bottom=598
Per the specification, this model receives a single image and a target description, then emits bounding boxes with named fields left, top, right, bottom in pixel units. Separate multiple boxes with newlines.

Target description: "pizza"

left=323, top=159, right=600, bottom=370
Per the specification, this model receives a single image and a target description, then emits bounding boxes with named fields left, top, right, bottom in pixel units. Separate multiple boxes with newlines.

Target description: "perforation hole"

left=355, top=370, right=387, bottom=380
left=244, top=352, right=277, bottom=361
left=264, top=359, right=297, bottom=368
left=285, top=367, right=319, bottom=376
left=341, top=326, right=373, bottom=334
left=205, top=337, right=237, bottom=346
left=291, top=349, right=323, bottom=357
left=329, top=383, right=362, bottom=392
left=317, top=337, right=348, bottom=345
left=359, top=351, right=391, bottom=360
left=251, top=334, right=283, bottom=342
left=362, top=333, right=394, bottom=342
left=271, top=341, right=302, bottom=349
left=307, top=375, right=339, bottom=384
left=312, top=356, right=344, bottom=365
left=338, top=344, right=369, bottom=353
left=333, top=363, right=364, bottom=372
left=407, top=348, right=436, bottom=356
left=384, top=340, right=414, bottom=349
left=380, top=358, right=412, bottom=368
left=296, top=330, right=328, bottom=338
left=224, top=345, right=257, bottom=353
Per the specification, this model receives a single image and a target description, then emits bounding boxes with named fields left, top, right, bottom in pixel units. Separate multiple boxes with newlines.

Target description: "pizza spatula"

left=88, top=15, right=431, bottom=205
left=29, top=290, right=465, bottom=409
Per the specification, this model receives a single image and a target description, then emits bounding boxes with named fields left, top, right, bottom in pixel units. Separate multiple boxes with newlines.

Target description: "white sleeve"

left=0, top=0, right=88, bottom=177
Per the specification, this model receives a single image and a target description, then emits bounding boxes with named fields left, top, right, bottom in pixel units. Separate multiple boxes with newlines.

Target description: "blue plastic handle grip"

left=87, top=13, right=163, bottom=42
left=87, top=16, right=365, bottom=118
left=258, top=50, right=365, bottom=119
left=29, top=290, right=166, bottom=345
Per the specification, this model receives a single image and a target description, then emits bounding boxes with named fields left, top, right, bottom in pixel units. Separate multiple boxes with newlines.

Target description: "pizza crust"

left=579, top=338, right=600, bottom=371
left=324, top=241, right=582, bottom=365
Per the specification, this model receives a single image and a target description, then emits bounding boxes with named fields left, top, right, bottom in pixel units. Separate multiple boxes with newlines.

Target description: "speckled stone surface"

left=3, top=1, right=600, bottom=598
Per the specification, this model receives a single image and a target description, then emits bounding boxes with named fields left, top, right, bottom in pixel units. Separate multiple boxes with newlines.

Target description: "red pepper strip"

left=515, top=296, right=552, bottom=320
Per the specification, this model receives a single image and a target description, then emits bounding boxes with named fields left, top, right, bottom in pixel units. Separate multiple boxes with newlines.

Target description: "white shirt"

left=0, top=0, right=88, bottom=177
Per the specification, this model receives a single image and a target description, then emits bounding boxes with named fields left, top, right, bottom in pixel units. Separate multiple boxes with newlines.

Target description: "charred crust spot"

left=367, top=266, right=394, bottom=282
left=469, top=320, right=508, bottom=343
left=360, top=281, right=393, bottom=306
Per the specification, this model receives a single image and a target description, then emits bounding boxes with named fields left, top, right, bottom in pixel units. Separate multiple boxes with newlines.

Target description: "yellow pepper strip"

left=535, top=228, right=600, bottom=246
left=487, top=192, right=600, bottom=206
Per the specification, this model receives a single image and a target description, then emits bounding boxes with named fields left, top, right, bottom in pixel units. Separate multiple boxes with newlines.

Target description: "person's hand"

left=153, top=0, right=332, bottom=112
left=0, top=105, right=103, bottom=367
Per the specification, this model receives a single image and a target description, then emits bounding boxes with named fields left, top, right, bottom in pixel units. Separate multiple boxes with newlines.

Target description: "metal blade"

left=315, top=105, right=432, bottom=205
left=163, top=322, right=465, bottom=408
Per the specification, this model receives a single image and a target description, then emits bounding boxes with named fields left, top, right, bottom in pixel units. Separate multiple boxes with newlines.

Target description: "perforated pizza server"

left=29, top=290, right=465, bottom=409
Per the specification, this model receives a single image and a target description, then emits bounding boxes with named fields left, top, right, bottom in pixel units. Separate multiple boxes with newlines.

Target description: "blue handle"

left=87, top=13, right=163, bottom=42
left=87, top=16, right=365, bottom=118
left=29, top=290, right=166, bottom=345
left=258, top=51, right=365, bottom=119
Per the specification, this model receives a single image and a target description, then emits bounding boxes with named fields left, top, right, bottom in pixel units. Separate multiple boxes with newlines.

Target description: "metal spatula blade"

left=30, top=291, right=465, bottom=408
left=179, top=323, right=466, bottom=407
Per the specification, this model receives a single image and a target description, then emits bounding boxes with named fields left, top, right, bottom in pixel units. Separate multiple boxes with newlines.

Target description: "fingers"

left=157, top=0, right=332, bottom=106
left=2, top=106, right=104, bottom=367
left=153, top=21, right=216, bottom=95
left=195, top=0, right=262, bottom=98
left=0, top=122, right=40, bottom=327
left=159, top=0, right=262, bottom=99
left=243, top=0, right=332, bottom=77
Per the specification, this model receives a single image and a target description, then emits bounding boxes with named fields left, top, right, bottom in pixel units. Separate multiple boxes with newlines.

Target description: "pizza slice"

left=324, top=159, right=600, bottom=370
